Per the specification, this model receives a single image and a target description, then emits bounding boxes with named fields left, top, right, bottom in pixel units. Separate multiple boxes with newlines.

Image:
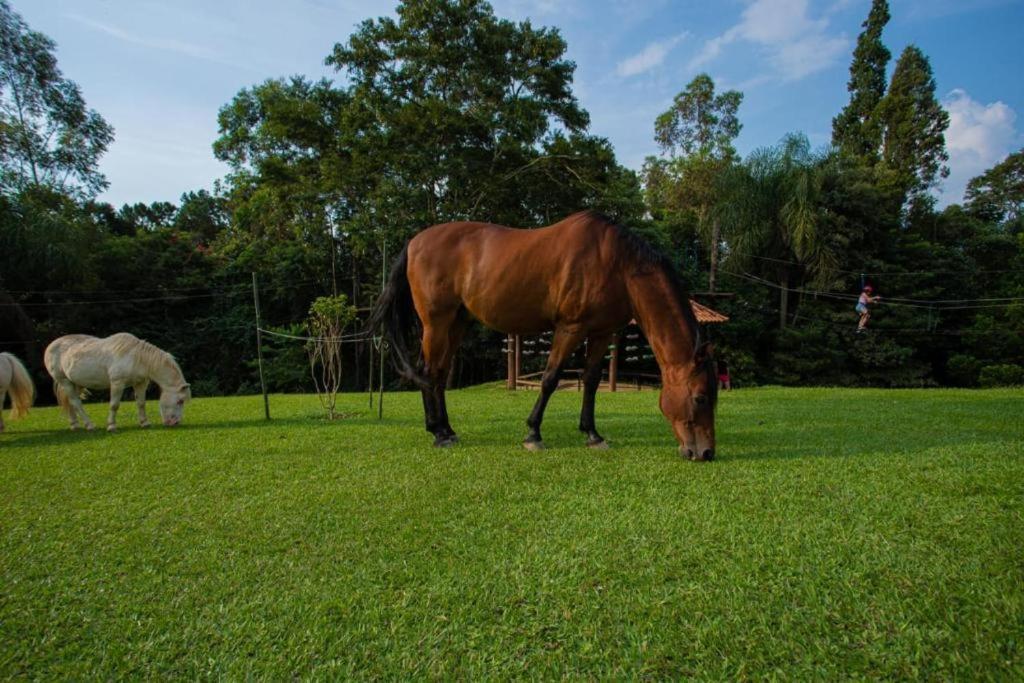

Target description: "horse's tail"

left=3, top=353, right=35, bottom=420
left=366, top=243, right=429, bottom=389
left=53, top=379, right=72, bottom=416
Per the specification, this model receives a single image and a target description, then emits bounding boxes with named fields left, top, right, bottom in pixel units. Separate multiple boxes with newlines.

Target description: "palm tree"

left=718, top=134, right=838, bottom=328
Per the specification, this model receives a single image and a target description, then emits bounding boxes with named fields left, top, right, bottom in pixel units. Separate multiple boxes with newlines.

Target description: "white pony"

left=44, top=333, right=191, bottom=431
left=0, top=352, right=35, bottom=432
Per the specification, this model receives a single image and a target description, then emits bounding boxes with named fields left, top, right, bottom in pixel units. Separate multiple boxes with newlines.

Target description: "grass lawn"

left=1, top=385, right=1022, bottom=678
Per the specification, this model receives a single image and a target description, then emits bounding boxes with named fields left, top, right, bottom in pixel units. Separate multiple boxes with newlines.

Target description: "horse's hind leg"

left=579, top=334, right=613, bottom=449
left=524, top=326, right=586, bottom=450
left=0, top=387, right=6, bottom=433
left=61, top=380, right=94, bottom=431
left=421, top=309, right=466, bottom=447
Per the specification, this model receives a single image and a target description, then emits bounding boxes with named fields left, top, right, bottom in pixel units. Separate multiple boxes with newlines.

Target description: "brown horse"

left=370, top=210, right=717, bottom=460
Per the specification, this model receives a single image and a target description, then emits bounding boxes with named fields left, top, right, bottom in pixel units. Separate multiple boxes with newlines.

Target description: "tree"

left=325, top=0, right=595, bottom=234
left=719, top=134, right=837, bottom=328
left=877, top=45, right=949, bottom=210
left=832, top=0, right=890, bottom=162
left=0, top=0, right=113, bottom=198
left=965, top=149, right=1024, bottom=228
left=647, top=74, right=742, bottom=291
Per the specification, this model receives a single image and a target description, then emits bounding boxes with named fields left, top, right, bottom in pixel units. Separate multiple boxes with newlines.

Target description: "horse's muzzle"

left=681, top=447, right=715, bottom=461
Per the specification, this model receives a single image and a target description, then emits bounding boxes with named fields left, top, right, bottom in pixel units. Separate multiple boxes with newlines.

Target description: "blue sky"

left=15, top=0, right=1024, bottom=208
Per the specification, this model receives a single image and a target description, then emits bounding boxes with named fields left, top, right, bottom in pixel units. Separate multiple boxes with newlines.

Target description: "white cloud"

left=689, top=0, right=848, bottom=82
left=938, top=89, right=1020, bottom=206
left=66, top=14, right=256, bottom=72
left=616, top=33, right=689, bottom=78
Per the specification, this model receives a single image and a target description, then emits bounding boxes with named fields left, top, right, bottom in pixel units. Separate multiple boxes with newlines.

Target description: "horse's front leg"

left=579, top=334, right=613, bottom=449
left=134, top=382, right=150, bottom=427
left=0, top=387, right=6, bottom=433
left=107, top=381, right=126, bottom=432
left=524, top=327, right=586, bottom=451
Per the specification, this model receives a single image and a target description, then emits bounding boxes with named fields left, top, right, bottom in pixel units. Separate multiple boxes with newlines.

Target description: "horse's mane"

left=568, top=210, right=717, bottom=404
left=569, top=210, right=703, bottom=345
left=108, top=334, right=184, bottom=379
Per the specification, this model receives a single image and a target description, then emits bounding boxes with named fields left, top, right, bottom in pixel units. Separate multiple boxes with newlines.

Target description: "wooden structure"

left=507, top=299, right=729, bottom=391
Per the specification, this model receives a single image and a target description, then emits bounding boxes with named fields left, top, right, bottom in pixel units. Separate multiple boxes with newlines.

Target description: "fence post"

left=252, top=272, right=270, bottom=420
left=378, top=240, right=387, bottom=419
left=368, top=337, right=374, bottom=408
left=609, top=333, right=618, bottom=392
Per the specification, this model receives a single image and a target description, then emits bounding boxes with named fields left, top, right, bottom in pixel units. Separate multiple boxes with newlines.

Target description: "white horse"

left=44, top=333, right=191, bottom=431
left=0, top=352, right=35, bottom=432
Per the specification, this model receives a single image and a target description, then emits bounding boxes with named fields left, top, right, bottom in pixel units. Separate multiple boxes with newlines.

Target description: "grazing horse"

left=44, top=333, right=191, bottom=431
left=0, top=352, right=35, bottom=432
left=370, top=210, right=718, bottom=460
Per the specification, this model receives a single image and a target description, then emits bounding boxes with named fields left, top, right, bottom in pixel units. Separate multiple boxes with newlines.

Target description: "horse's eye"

left=694, top=395, right=708, bottom=406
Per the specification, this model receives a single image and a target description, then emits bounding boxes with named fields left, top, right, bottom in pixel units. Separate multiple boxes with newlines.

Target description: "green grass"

left=1, top=386, right=1022, bottom=679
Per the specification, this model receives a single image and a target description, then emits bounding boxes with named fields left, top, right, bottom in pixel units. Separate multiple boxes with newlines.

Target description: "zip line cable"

left=727, top=250, right=1024, bottom=277
left=725, top=271, right=1024, bottom=309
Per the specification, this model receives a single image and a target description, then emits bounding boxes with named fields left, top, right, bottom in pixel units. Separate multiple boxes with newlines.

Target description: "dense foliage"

left=1, top=0, right=1021, bottom=400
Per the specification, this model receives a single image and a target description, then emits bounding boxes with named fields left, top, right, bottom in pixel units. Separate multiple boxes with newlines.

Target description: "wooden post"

left=251, top=272, right=270, bottom=420
left=377, top=341, right=385, bottom=419
left=506, top=334, right=515, bottom=390
left=609, top=333, right=619, bottom=393
left=378, top=240, right=387, bottom=419
left=367, top=337, right=374, bottom=408
left=514, top=335, right=521, bottom=390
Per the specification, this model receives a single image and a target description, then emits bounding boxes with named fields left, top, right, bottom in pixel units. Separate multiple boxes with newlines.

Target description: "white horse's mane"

left=109, top=334, right=184, bottom=381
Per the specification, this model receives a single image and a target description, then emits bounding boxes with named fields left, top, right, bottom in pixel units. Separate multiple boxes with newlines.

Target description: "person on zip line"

left=855, top=285, right=881, bottom=333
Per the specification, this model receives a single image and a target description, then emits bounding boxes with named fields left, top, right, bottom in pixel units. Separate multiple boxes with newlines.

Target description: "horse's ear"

left=695, top=342, right=715, bottom=363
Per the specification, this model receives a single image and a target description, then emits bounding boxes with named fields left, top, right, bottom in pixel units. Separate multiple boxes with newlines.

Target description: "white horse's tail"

left=3, top=353, right=35, bottom=420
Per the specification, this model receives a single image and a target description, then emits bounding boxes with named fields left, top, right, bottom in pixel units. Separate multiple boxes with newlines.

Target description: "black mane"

left=576, top=210, right=703, bottom=347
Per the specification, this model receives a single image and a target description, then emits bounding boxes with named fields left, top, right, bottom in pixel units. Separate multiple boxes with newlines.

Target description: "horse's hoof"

left=139, top=422, right=150, bottom=429
left=587, top=439, right=610, bottom=450
left=106, top=425, right=117, bottom=433
left=433, top=436, right=458, bottom=448
left=84, top=424, right=95, bottom=432
left=523, top=440, right=545, bottom=452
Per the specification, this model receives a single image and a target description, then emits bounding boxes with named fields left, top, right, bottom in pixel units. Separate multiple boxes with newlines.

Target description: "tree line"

left=1, top=0, right=1021, bottom=400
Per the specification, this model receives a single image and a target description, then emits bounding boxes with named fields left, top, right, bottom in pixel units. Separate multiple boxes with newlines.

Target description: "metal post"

left=252, top=272, right=270, bottom=420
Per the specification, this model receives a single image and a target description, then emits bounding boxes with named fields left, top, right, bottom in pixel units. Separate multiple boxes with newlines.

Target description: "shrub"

left=978, top=364, right=1024, bottom=387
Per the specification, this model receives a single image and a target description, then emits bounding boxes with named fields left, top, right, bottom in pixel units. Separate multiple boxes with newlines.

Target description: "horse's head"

left=659, top=342, right=717, bottom=461
left=159, top=383, right=191, bottom=427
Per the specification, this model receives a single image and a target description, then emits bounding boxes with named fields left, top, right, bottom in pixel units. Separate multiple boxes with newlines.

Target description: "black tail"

left=366, top=244, right=430, bottom=389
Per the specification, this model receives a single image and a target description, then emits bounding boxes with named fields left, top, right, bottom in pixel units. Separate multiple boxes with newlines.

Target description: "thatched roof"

left=690, top=299, right=729, bottom=324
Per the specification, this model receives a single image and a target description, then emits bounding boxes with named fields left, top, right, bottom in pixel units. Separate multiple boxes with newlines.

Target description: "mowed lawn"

left=1, top=386, right=1022, bottom=679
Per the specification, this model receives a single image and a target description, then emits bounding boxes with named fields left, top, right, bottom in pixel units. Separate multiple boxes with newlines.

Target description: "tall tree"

left=648, top=73, right=742, bottom=291
left=832, top=0, right=891, bottom=162
left=877, top=45, right=949, bottom=210
left=0, top=0, right=113, bottom=198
